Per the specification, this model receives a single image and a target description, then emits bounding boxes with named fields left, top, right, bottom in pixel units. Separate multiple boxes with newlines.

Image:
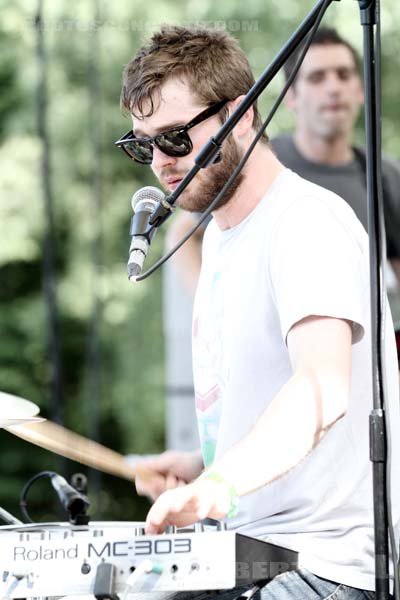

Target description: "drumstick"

left=5, top=420, right=153, bottom=482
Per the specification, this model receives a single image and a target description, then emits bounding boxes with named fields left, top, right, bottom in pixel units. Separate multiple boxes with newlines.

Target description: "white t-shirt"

left=192, top=169, right=400, bottom=591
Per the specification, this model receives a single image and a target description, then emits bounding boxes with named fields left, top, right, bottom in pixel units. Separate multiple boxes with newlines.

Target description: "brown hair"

left=283, top=26, right=361, bottom=84
left=120, top=25, right=266, bottom=137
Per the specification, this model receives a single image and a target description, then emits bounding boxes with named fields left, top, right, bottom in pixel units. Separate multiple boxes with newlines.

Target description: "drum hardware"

left=72, top=473, right=89, bottom=495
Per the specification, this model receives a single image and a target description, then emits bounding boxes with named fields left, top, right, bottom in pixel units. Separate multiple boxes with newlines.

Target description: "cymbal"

left=0, top=391, right=41, bottom=428
left=0, top=417, right=44, bottom=428
left=2, top=391, right=154, bottom=483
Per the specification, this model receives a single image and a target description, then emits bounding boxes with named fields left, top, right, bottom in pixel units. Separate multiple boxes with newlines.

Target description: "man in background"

left=275, top=26, right=400, bottom=286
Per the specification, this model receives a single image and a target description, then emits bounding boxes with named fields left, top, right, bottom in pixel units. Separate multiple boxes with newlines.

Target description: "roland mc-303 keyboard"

left=0, top=521, right=298, bottom=598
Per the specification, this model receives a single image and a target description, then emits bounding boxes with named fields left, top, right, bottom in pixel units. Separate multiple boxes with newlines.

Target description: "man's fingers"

left=145, top=488, right=189, bottom=533
left=165, top=473, right=179, bottom=490
left=135, top=471, right=186, bottom=502
left=144, top=485, right=216, bottom=533
left=136, top=450, right=181, bottom=475
left=133, top=450, right=192, bottom=502
left=135, top=472, right=166, bottom=500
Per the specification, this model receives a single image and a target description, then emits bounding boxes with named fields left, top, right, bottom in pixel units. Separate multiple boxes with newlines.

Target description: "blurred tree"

left=0, top=29, right=21, bottom=137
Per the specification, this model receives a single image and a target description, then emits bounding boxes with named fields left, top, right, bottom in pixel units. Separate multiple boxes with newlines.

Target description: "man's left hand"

left=145, top=478, right=231, bottom=534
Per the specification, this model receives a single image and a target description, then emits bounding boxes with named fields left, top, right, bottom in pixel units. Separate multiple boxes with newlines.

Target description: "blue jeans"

left=127, top=569, right=379, bottom=600
left=253, top=568, right=376, bottom=599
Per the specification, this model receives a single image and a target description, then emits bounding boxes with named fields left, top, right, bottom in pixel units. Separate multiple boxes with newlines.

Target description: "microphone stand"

left=358, top=1, right=391, bottom=599
left=145, top=1, right=393, bottom=597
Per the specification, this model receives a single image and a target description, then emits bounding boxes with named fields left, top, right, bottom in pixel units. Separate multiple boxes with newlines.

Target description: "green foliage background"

left=0, top=0, right=399, bottom=523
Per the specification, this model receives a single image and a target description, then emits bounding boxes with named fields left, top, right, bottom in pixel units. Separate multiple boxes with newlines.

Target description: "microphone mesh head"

left=131, top=186, right=165, bottom=211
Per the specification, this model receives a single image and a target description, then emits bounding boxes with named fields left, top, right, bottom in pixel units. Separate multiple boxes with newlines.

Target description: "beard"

left=168, top=135, right=244, bottom=213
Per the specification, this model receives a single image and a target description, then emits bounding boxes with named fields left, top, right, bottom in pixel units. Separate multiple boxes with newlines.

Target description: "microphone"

left=127, top=186, right=165, bottom=280
left=50, top=473, right=90, bottom=519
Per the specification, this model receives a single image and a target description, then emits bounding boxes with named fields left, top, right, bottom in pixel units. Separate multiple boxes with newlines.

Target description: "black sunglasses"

left=114, top=100, right=227, bottom=165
